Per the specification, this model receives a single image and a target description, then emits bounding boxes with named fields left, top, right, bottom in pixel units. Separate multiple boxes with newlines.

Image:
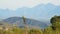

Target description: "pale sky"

left=0, top=0, right=60, bottom=10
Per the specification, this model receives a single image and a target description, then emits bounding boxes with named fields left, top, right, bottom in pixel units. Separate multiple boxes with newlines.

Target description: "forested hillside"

left=0, top=16, right=60, bottom=34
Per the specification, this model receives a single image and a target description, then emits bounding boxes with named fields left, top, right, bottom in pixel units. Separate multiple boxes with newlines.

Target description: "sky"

left=0, top=0, right=60, bottom=10
left=0, top=0, right=60, bottom=21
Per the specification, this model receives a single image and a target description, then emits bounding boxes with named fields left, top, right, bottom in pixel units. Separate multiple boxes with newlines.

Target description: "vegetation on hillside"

left=0, top=16, right=60, bottom=34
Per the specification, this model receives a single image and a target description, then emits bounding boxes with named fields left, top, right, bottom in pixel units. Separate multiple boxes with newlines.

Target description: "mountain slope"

left=0, top=3, right=60, bottom=19
left=2, top=17, right=48, bottom=28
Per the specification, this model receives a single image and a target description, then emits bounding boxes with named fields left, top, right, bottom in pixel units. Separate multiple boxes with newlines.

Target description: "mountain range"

left=0, top=17, right=49, bottom=29
left=0, top=3, right=60, bottom=20
left=0, top=17, right=48, bottom=28
left=0, top=3, right=60, bottom=29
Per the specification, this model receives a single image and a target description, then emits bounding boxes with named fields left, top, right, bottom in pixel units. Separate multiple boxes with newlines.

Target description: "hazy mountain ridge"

left=1, top=17, right=48, bottom=28
left=0, top=3, right=60, bottom=19
left=0, top=3, right=60, bottom=28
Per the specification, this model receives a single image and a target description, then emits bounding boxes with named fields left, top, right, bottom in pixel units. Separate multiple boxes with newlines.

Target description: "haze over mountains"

left=0, top=3, right=60, bottom=19
left=0, top=3, right=60, bottom=28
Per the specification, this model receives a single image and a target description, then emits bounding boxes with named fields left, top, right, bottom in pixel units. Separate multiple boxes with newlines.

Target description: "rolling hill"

left=1, top=17, right=48, bottom=28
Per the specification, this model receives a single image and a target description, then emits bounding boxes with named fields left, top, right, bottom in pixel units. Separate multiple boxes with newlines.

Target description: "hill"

left=1, top=17, right=48, bottom=28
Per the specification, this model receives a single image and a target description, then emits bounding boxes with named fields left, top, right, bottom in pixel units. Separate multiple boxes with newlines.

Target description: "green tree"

left=22, top=16, right=29, bottom=34
left=50, top=16, right=60, bottom=30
